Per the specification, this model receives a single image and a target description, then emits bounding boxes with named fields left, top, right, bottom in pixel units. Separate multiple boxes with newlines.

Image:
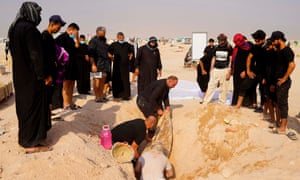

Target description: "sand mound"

left=171, top=102, right=300, bottom=179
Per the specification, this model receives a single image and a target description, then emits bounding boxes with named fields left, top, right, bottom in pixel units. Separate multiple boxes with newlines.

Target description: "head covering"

left=49, top=15, right=66, bottom=26
left=251, top=30, right=266, bottom=40
left=233, top=33, right=246, bottom=47
left=232, top=33, right=251, bottom=73
left=270, top=31, right=286, bottom=42
left=149, top=36, right=158, bottom=42
left=8, top=2, right=42, bottom=36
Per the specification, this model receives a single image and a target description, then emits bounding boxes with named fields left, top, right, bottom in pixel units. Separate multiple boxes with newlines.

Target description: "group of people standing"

left=8, top=2, right=176, bottom=178
left=197, top=30, right=296, bottom=138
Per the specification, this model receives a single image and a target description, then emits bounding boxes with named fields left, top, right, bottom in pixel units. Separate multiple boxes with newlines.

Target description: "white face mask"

left=118, top=40, right=125, bottom=44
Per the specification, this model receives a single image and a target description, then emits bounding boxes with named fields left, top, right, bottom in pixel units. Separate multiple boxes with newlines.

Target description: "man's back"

left=139, top=151, right=172, bottom=180
left=111, top=119, right=146, bottom=145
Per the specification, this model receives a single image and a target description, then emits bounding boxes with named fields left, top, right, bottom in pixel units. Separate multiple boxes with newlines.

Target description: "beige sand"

left=0, top=42, right=300, bottom=179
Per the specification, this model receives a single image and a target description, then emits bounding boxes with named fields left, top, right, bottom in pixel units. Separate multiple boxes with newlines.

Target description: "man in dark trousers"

left=235, top=30, right=266, bottom=109
left=108, top=32, right=134, bottom=101
left=112, top=117, right=156, bottom=159
left=8, top=2, right=52, bottom=153
left=270, top=31, right=295, bottom=135
left=135, top=36, right=162, bottom=94
left=137, top=75, right=178, bottom=122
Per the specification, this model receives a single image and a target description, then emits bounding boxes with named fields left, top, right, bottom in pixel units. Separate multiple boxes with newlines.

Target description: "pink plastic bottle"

left=100, top=125, right=112, bottom=149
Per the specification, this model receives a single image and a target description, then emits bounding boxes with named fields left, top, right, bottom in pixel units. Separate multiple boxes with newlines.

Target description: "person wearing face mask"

left=76, top=35, right=90, bottom=95
left=108, top=32, right=134, bottom=101
left=41, top=15, right=66, bottom=121
left=88, top=27, right=110, bottom=103
left=56, top=23, right=81, bottom=110
left=202, top=33, right=233, bottom=104
left=135, top=36, right=162, bottom=95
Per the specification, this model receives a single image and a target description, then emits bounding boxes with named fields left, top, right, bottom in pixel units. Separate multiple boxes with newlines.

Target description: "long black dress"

left=135, top=45, right=162, bottom=94
left=108, top=42, right=133, bottom=99
left=9, top=19, right=50, bottom=148
left=76, top=43, right=90, bottom=94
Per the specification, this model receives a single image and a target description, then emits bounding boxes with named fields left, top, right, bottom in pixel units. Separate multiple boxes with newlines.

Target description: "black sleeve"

left=108, top=43, right=114, bottom=55
left=157, top=50, right=162, bottom=70
left=26, top=26, right=45, bottom=80
left=135, top=46, right=143, bottom=68
left=148, top=85, right=164, bottom=110
left=285, top=47, right=295, bottom=63
left=88, top=39, right=97, bottom=58
left=163, top=91, right=170, bottom=107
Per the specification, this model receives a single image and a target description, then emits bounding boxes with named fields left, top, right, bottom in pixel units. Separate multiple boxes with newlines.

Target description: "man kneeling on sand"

left=111, top=117, right=156, bottom=159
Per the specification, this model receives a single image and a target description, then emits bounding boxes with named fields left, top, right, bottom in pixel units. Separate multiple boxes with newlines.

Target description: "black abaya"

left=76, top=43, right=90, bottom=94
left=9, top=19, right=50, bottom=148
left=108, top=42, right=133, bottom=99
left=135, top=45, right=162, bottom=94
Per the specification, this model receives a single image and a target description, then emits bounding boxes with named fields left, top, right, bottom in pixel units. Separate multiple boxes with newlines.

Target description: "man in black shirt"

left=137, top=76, right=178, bottom=121
left=270, top=31, right=295, bottom=134
left=203, top=34, right=233, bottom=104
left=235, top=30, right=266, bottom=109
left=56, top=23, right=80, bottom=110
left=42, top=15, right=65, bottom=118
left=88, top=27, right=110, bottom=103
left=112, top=117, right=156, bottom=158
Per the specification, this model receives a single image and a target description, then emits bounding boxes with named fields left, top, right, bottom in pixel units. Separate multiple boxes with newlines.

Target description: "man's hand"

left=202, top=70, right=207, bottom=75
left=247, top=70, right=256, bottom=79
left=91, top=64, right=98, bottom=73
left=226, top=71, right=231, bottom=81
left=165, top=106, right=171, bottom=112
left=157, top=109, right=163, bottom=116
left=44, top=76, right=53, bottom=86
left=135, top=68, right=139, bottom=75
left=157, top=70, right=162, bottom=77
left=240, top=71, right=246, bottom=79
left=277, top=77, right=287, bottom=86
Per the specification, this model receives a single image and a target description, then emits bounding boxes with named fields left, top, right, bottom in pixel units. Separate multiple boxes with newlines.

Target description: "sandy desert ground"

left=0, top=42, right=300, bottom=180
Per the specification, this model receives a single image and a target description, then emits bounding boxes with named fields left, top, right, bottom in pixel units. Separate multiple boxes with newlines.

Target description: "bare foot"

left=24, top=145, right=53, bottom=154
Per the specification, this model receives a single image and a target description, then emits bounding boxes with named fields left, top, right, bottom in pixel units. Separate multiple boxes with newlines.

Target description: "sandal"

left=25, top=145, right=53, bottom=154
left=287, top=132, right=298, bottom=140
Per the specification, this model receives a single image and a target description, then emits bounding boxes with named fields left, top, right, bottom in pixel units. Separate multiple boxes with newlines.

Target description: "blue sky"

left=1, top=0, right=299, bottom=40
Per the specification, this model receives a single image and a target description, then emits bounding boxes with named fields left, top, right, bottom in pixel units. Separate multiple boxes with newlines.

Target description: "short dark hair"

left=208, top=38, right=214, bottom=43
left=117, top=32, right=124, bottom=37
left=68, top=23, right=80, bottom=30
left=80, top=34, right=85, bottom=39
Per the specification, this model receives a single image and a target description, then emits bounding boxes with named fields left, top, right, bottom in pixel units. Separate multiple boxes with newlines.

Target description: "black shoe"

left=95, top=98, right=108, bottom=103
left=254, top=107, right=263, bottom=113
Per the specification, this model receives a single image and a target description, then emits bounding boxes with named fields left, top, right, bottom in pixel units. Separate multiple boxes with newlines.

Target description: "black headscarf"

left=8, top=1, right=42, bottom=36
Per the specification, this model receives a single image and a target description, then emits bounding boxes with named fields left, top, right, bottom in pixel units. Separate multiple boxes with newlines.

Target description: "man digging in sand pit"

left=135, top=142, right=174, bottom=180
left=8, top=2, right=53, bottom=153
left=111, top=117, right=156, bottom=160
